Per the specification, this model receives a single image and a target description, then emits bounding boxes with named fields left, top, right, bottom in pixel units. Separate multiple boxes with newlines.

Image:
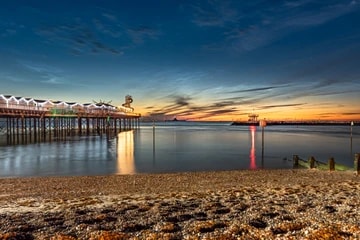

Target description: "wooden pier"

left=0, top=94, right=141, bottom=144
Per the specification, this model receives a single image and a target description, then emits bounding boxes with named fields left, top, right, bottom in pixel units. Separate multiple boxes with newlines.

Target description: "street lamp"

left=259, top=119, right=267, bottom=168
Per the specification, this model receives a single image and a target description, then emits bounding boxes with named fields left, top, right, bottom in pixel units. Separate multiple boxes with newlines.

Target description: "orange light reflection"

left=117, top=130, right=135, bottom=174
left=249, top=126, right=257, bottom=169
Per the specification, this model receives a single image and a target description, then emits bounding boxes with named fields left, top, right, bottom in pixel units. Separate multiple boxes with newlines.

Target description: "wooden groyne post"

left=309, top=156, right=316, bottom=169
left=292, top=154, right=351, bottom=171
left=355, top=153, right=360, bottom=175
left=293, top=155, right=299, bottom=168
left=328, top=157, right=335, bottom=171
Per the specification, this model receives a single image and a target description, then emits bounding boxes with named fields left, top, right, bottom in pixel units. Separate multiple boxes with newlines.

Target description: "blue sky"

left=1, top=0, right=360, bottom=121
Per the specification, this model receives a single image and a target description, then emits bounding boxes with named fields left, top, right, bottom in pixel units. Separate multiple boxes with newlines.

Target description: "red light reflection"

left=249, top=126, right=257, bottom=169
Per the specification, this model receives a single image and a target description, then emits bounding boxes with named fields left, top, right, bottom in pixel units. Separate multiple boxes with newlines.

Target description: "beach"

left=1, top=169, right=360, bottom=239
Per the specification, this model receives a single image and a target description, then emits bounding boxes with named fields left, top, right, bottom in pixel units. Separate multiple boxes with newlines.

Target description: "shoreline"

left=1, top=169, right=360, bottom=239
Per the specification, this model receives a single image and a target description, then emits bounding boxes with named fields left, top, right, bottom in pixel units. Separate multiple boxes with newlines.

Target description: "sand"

left=0, top=169, right=360, bottom=239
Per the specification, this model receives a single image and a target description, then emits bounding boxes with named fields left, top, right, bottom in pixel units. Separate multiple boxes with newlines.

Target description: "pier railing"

left=0, top=104, right=141, bottom=118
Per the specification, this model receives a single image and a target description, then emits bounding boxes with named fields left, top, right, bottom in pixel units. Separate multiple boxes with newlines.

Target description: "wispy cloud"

left=19, top=61, right=67, bottom=85
left=37, top=22, right=123, bottom=56
left=284, top=1, right=359, bottom=27
left=190, top=0, right=238, bottom=27
left=2, top=74, right=25, bottom=83
left=194, top=1, right=360, bottom=52
left=191, top=108, right=240, bottom=120
left=127, top=26, right=160, bottom=44
left=284, top=0, right=313, bottom=8
left=312, top=79, right=341, bottom=89
left=227, top=85, right=286, bottom=94
left=102, top=13, right=118, bottom=22
left=1, top=29, right=17, bottom=37
left=0, top=21, right=24, bottom=38
left=20, top=62, right=62, bottom=74
left=158, top=95, right=193, bottom=113
left=259, top=103, right=307, bottom=110
left=341, top=112, right=360, bottom=116
left=145, top=86, right=266, bottom=120
left=277, top=79, right=358, bottom=100
left=174, top=96, right=192, bottom=106
left=36, top=12, right=161, bottom=55
left=93, top=19, right=122, bottom=38
left=145, top=90, right=240, bottom=120
left=40, top=77, right=64, bottom=85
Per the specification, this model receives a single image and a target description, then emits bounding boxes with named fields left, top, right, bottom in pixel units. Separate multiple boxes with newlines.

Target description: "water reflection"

left=249, top=126, right=257, bottom=169
left=0, top=123, right=358, bottom=177
left=116, top=130, right=135, bottom=174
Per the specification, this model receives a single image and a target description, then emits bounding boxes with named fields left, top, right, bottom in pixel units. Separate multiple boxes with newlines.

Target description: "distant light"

left=259, top=119, right=267, bottom=128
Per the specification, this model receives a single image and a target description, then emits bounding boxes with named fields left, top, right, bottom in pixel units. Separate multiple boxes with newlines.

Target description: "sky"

left=1, top=0, right=360, bottom=121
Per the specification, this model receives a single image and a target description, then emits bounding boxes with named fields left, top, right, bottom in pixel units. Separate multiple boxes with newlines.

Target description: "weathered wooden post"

left=355, top=153, right=360, bottom=175
left=78, top=117, right=82, bottom=134
left=328, top=157, right=335, bottom=171
left=309, top=156, right=315, bottom=169
left=293, top=155, right=299, bottom=168
left=351, top=121, right=354, bottom=157
left=259, top=119, right=267, bottom=168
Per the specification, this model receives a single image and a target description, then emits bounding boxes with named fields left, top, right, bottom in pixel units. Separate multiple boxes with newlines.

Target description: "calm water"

left=0, top=122, right=359, bottom=177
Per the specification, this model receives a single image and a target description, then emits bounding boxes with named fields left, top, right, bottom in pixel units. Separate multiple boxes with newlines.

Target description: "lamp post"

left=351, top=121, right=354, bottom=159
left=259, top=119, right=267, bottom=168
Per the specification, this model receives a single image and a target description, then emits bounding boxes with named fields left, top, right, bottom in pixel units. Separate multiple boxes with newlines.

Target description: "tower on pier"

left=248, top=113, right=259, bottom=122
left=122, top=95, right=134, bottom=112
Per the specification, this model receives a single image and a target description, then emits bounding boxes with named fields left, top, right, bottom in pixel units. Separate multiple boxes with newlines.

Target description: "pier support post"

left=355, top=153, right=360, bottom=175
left=86, top=118, right=90, bottom=134
left=78, top=117, right=82, bottom=134
left=21, top=115, right=25, bottom=135
left=328, top=157, right=335, bottom=171
left=6, top=117, right=9, bottom=137
left=16, top=117, right=19, bottom=137
left=33, top=118, right=37, bottom=141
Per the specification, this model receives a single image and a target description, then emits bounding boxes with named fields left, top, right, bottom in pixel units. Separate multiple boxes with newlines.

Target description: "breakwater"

left=231, top=121, right=358, bottom=126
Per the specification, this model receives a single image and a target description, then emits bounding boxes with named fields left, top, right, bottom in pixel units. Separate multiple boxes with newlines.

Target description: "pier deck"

left=0, top=95, right=141, bottom=143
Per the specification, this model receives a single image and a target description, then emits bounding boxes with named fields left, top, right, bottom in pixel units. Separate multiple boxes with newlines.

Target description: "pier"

left=0, top=94, right=141, bottom=144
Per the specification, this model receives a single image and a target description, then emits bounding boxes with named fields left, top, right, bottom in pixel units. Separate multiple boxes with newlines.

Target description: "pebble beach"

left=1, top=169, right=360, bottom=239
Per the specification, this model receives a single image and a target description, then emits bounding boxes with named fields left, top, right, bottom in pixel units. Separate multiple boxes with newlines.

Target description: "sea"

left=0, top=121, right=359, bottom=178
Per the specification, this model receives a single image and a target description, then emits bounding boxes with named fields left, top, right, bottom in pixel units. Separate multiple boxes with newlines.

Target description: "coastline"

left=1, top=169, right=360, bottom=239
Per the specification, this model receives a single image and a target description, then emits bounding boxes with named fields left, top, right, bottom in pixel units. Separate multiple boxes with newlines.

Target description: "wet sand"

left=1, top=169, right=360, bottom=239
